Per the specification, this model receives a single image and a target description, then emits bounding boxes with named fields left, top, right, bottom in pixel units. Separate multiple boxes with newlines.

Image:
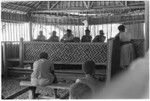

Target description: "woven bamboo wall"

left=131, top=39, right=145, bottom=58
left=23, top=42, right=108, bottom=65
left=5, top=42, right=19, bottom=59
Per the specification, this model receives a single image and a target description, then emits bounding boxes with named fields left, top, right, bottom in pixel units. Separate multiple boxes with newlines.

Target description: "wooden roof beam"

left=83, top=1, right=89, bottom=9
left=89, top=1, right=94, bottom=9
left=49, top=1, right=60, bottom=10
left=30, top=5, right=144, bottom=14
left=47, top=1, right=50, bottom=9
left=2, top=3, right=33, bottom=11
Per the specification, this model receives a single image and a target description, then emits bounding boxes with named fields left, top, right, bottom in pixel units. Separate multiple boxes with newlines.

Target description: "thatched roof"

left=1, top=1, right=145, bottom=24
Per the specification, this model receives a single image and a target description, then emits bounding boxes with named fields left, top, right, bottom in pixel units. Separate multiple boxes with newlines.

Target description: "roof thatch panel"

left=1, top=12, right=29, bottom=22
left=1, top=1, right=145, bottom=24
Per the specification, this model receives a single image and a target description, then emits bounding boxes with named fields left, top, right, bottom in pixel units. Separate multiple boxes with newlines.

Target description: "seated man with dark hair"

left=72, top=37, right=80, bottom=42
left=31, top=52, right=57, bottom=86
left=47, top=31, right=59, bottom=42
left=81, top=28, right=92, bottom=42
left=36, top=31, right=46, bottom=41
left=61, top=29, right=74, bottom=42
left=69, top=82, right=93, bottom=99
left=76, top=60, right=104, bottom=95
left=93, top=30, right=106, bottom=42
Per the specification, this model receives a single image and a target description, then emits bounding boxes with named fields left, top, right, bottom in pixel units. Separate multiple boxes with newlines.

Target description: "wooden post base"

left=28, top=87, right=36, bottom=99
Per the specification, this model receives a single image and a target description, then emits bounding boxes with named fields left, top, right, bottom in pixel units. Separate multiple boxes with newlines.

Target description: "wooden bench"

left=20, top=81, right=71, bottom=99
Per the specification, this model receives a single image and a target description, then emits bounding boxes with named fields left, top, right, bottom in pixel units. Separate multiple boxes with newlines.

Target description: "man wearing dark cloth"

left=61, top=29, right=74, bottom=42
left=47, top=31, right=59, bottom=42
left=81, top=28, right=92, bottom=42
left=93, top=30, right=106, bottom=42
left=36, top=31, right=46, bottom=41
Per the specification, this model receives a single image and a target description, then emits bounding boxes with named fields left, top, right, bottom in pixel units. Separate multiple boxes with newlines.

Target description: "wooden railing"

left=2, top=38, right=145, bottom=82
left=2, top=41, right=20, bottom=59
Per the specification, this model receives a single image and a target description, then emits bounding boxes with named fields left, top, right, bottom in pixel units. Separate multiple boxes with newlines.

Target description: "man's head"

left=85, top=29, right=90, bottom=36
left=67, top=29, right=72, bottom=36
left=69, top=82, right=93, bottom=99
left=82, top=60, right=95, bottom=75
left=52, top=31, right=56, bottom=36
left=39, top=52, right=48, bottom=59
left=100, top=30, right=104, bottom=36
left=39, top=31, right=43, bottom=35
left=118, top=25, right=125, bottom=32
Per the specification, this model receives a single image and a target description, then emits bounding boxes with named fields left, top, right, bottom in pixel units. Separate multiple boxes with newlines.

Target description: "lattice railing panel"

left=131, top=39, right=144, bottom=58
left=5, top=42, right=19, bottom=59
left=24, top=42, right=108, bottom=64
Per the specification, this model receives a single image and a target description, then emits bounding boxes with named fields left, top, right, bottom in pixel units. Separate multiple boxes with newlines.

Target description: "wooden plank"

left=106, top=40, right=113, bottom=83
left=2, top=42, right=7, bottom=77
left=20, top=81, right=71, bottom=89
left=29, top=22, right=33, bottom=41
left=5, top=87, right=30, bottom=99
left=23, top=60, right=107, bottom=65
left=7, top=58, right=20, bottom=61
left=8, top=67, right=106, bottom=76
left=19, top=38, right=24, bottom=67
left=145, top=1, right=149, bottom=52
left=28, top=87, right=36, bottom=99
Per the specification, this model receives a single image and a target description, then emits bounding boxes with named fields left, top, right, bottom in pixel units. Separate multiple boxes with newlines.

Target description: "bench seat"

left=20, top=81, right=71, bottom=99
left=20, top=81, right=71, bottom=90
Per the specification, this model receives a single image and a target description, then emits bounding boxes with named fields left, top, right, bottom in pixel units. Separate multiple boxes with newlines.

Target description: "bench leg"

left=29, top=87, right=36, bottom=99
left=54, top=89, right=59, bottom=99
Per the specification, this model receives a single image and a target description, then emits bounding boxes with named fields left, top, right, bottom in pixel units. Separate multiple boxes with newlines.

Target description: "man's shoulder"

left=95, top=35, right=100, bottom=37
left=82, top=35, right=86, bottom=38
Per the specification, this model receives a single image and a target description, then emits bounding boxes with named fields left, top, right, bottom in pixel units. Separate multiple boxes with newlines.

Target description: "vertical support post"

left=145, top=1, right=149, bottom=52
left=19, top=38, right=24, bottom=67
left=29, top=87, right=36, bottom=99
left=2, top=42, right=7, bottom=78
left=54, top=89, right=59, bottom=98
left=106, top=39, right=113, bottom=84
left=29, top=22, right=33, bottom=41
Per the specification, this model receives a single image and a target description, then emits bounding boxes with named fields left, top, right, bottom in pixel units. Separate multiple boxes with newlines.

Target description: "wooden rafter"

left=2, top=3, right=32, bottom=11
left=125, top=1, right=128, bottom=6
left=87, top=1, right=91, bottom=9
left=47, top=1, right=50, bottom=10
left=119, top=1, right=126, bottom=6
left=31, top=5, right=144, bottom=14
left=34, top=1, right=45, bottom=10
left=32, top=1, right=41, bottom=8
left=49, top=1, right=60, bottom=10
left=83, top=1, right=88, bottom=9
left=89, top=1, right=94, bottom=9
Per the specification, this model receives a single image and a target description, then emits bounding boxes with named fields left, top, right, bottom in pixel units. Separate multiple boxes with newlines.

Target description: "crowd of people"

left=30, top=25, right=148, bottom=99
left=34, top=28, right=106, bottom=43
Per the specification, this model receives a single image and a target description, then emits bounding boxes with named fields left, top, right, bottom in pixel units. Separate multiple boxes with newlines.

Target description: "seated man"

left=31, top=52, right=57, bottom=86
left=69, top=82, right=93, bottom=99
left=72, top=37, right=80, bottom=43
left=93, top=30, right=106, bottom=42
left=61, top=29, right=74, bottom=42
left=36, top=31, right=46, bottom=41
left=76, top=60, right=104, bottom=94
left=81, top=28, right=92, bottom=42
left=47, top=31, right=59, bottom=42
